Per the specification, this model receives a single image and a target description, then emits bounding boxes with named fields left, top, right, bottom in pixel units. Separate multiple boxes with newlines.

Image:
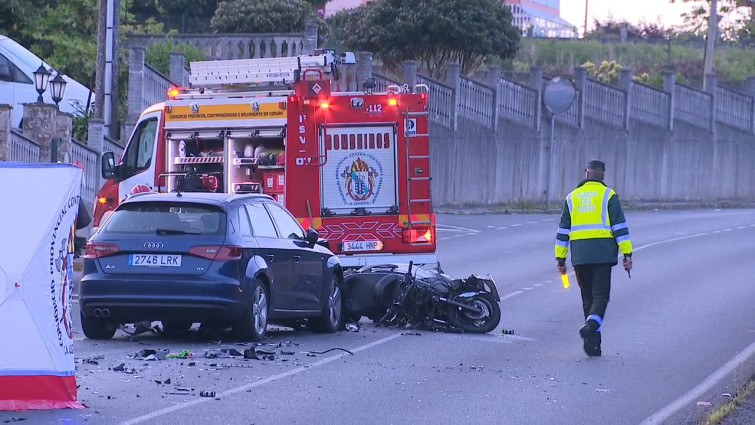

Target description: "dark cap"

left=586, top=160, right=605, bottom=171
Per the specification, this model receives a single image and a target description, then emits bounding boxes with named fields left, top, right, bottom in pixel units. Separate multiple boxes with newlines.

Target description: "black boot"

left=579, top=319, right=601, bottom=357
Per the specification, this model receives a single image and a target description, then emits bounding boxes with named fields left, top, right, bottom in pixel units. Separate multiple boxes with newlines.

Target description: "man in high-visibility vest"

left=555, top=160, right=633, bottom=357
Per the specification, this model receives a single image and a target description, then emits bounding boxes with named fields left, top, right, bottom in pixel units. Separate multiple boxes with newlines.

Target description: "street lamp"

left=33, top=63, right=51, bottom=103
left=50, top=72, right=67, bottom=107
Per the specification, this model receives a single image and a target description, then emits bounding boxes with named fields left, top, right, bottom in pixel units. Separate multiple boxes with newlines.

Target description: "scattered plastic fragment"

left=345, top=321, right=360, bottom=332
left=697, top=401, right=711, bottom=406
left=199, top=391, right=216, bottom=398
left=166, top=349, right=193, bottom=359
left=501, top=329, right=514, bottom=335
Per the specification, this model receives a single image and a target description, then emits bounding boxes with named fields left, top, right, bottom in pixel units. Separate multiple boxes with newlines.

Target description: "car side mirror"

left=306, top=227, right=319, bottom=246
left=101, top=151, right=117, bottom=179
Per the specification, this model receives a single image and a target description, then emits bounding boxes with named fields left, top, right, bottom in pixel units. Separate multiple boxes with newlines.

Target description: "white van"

left=0, top=35, right=95, bottom=128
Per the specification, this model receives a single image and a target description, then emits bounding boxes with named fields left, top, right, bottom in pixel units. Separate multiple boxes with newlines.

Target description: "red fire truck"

left=94, top=52, right=436, bottom=268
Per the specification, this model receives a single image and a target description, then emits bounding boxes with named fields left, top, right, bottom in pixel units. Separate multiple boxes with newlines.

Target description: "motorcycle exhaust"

left=441, top=297, right=483, bottom=314
left=93, top=308, right=102, bottom=317
left=101, top=308, right=111, bottom=318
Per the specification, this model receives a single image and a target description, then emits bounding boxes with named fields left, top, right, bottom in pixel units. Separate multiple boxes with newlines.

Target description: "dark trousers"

left=573, top=263, right=612, bottom=321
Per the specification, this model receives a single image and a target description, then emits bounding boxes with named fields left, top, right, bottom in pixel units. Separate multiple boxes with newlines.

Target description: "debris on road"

left=305, top=348, right=354, bottom=356
left=166, top=349, right=193, bottom=359
left=697, top=401, right=712, bottom=406
left=501, top=329, right=515, bottom=335
left=345, top=320, right=360, bottom=332
left=401, top=332, right=422, bottom=336
left=132, top=349, right=169, bottom=360
left=199, top=391, right=216, bottom=398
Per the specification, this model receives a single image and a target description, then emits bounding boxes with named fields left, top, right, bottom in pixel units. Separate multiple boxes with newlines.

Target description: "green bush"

left=145, top=39, right=206, bottom=76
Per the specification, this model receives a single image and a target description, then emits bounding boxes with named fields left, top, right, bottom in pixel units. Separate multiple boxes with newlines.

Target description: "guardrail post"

left=704, top=73, right=717, bottom=133
left=529, top=66, right=542, bottom=131
left=22, top=103, right=58, bottom=162
left=126, top=47, right=146, bottom=144
left=170, top=52, right=186, bottom=86
left=746, top=76, right=755, bottom=134
left=445, top=63, right=461, bottom=131
left=663, top=70, right=676, bottom=132
left=486, top=66, right=501, bottom=131
left=402, top=60, right=418, bottom=90
left=0, top=104, right=11, bottom=161
left=619, top=68, right=632, bottom=131
left=54, top=111, right=73, bottom=162
left=357, top=51, right=373, bottom=91
left=573, top=66, right=587, bottom=129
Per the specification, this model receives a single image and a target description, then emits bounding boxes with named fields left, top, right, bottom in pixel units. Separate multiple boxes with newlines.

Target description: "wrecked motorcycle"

left=343, top=262, right=501, bottom=333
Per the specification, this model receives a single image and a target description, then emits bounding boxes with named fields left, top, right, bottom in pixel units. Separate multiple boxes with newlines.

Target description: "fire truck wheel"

left=310, top=274, right=343, bottom=333
left=80, top=310, right=117, bottom=340
left=233, top=279, right=268, bottom=341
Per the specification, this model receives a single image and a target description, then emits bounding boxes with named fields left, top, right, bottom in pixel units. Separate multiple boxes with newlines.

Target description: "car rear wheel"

left=80, top=310, right=117, bottom=340
left=310, top=275, right=343, bottom=333
left=233, top=279, right=268, bottom=341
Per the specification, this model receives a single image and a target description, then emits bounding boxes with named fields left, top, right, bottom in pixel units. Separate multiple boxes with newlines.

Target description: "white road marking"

left=119, top=332, right=404, bottom=425
left=634, top=232, right=710, bottom=253
left=439, top=333, right=536, bottom=344
left=723, top=228, right=733, bottom=232
left=736, top=226, right=746, bottom=230
left=541, top=219, right=554, bottom=222
left=641, top=340, right=755, bottom=425
left=525, top=221, right=537, bottom=224
left=497, top=226, right=508, bottom=230
left=533, top=283, right=544, bottom=287
left=436, top=224, right=481, bottom=233
left=511, top=224, right=522, bottom=227
left=522, top=287, right=533, bottom=291
left=500, top=291, right=524, bottom=301
left=487, top=225, right=496, bottom=228
left=440, top=237, right=449, bottom=241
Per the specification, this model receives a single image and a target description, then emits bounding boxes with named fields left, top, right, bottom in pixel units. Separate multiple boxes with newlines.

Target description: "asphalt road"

left=2, top=209, right=754, bottom=425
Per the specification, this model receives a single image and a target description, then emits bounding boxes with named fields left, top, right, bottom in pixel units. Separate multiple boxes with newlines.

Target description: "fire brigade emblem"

left=190, top=102, right=199, bottom=114
left=341, top=157, right=378, bottom=201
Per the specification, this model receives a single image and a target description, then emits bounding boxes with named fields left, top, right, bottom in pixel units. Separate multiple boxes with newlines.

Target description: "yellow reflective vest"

left=555, top=180, right=632, bottom=265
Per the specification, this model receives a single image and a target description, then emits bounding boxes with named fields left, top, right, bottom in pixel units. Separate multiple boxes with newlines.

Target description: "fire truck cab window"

left=265, top=203, right=305, bottom=240
left=123, top=118, right=158, bottom=175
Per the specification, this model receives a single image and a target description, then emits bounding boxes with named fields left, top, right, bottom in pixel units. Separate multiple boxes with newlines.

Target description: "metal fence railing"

left=715, top=86, right=753, bottom=132
left=631, top=82, right=671, bottom=128
left=584, top=80, right=625, bottom=127
left=69, top=139, right=99, bottom=207
left=373, top=73, right=400, bottom=93
left=498, top=79, right=538, bottom=129
left=416, top=75, right=454, bottom=128
left=9, top=129, right=41, bottom=162
left=458, top=77, right=494, bottom=127
left=143, top=63, right=172, bottom=110
left=674, top=84, right=713, bottom=129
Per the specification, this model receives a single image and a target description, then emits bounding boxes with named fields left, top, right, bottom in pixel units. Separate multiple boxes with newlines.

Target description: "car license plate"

left=341, top=240, right=383, bottom=252
left=129, top=254, right=182, bottom=267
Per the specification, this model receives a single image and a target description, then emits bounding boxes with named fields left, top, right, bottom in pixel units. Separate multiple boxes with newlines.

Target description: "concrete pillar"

left=170, top=52, right=186, bottom=86
left=704, top=73, right=717, bottom=132
left=357, top=51, right=373, bottom=90
left=487, top=66, right=501, bottom=131
left=22, top=103, right=58, bottom=162
left=88, top=118, right=105, bottom=188
left=747, top=77, right=755, bottom=134
left=54, top=111, right=73, bottom=163
left=663, top=70, right=676, bottom=132
left=573, top=67, right=587, bottom=129
left=530, top=66, right=543, bottom=131
left=619, top=68, right=633, bottom=130
left=402, top=60, right=418, bottom=90
left=303, top=22, right=318, bottom=54
left=0, top=104, right=11, bottom=161
left=125, top=47, right=145, bottom=144
left=445, top=63, right=461, bottom=130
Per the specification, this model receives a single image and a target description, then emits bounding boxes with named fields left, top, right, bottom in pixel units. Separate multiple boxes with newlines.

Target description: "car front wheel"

left=80, top=310, right=117, bottom=340
left=233, top=279, right=268, bottom=341
left=310, top=274, right=343, bottom=333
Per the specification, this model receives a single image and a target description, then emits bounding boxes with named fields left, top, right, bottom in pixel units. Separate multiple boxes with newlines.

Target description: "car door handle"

left=267, top=254, right=274, bottom=263
left=293, top=255, right=301, bottom=263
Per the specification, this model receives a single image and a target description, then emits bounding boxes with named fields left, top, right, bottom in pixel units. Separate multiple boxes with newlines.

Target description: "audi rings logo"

left=144, top=242, right=164, bottom=249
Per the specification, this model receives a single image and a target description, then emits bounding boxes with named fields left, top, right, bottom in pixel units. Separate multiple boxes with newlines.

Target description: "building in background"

left=503, top=0, right=577, bottom=38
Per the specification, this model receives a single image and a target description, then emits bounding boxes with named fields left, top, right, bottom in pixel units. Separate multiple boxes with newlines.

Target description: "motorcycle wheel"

left=447, top=294, right=501, bottom=334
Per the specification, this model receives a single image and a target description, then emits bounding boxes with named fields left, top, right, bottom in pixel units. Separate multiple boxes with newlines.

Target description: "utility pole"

left=95, top=0, right=120, bottom=139
left=703, top=0, right=718, bottom=90
left=583, top=0, right=589, bottom=38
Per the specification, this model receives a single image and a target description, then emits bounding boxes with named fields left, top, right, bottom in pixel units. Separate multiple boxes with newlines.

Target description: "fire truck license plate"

left=342, top=241, right=383, bottom=252
left=129, top=254, right=182, bottom=267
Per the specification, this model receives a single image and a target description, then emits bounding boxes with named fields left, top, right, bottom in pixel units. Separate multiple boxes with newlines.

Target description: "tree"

left=329, top=0, right=520, bottom=79
left=670, top=0, right=753, bottom=41
left=211, top=0, right=323, bottom=33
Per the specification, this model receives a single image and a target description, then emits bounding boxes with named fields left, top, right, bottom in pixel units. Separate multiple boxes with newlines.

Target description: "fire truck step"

left=402, top=111, right=430, bottom=117
left=409, top=155, right=430, bottom=159
left=406, top=220, right=433, bottom=225
left=409, top=177, right=431, bottom=181
left=409, top=198, right=431, bottom=202
left=405, top=133, right=429, bottom=138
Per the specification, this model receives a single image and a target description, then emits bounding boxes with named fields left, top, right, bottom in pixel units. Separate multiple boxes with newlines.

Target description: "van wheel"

left=310, top=274, right=343, bottom=333
left=233, top=279, right=268, bottom=341
left=80, top=310, right=116, bottom=340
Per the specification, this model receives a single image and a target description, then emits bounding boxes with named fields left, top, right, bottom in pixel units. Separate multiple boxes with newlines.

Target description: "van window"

left=0, top=53, right=32, bottom=84
left=123, top=118, right=158, bottom=176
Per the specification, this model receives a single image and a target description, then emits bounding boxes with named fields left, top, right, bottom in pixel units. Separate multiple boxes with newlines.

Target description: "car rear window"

left=102, top=202, right=226, bottom=235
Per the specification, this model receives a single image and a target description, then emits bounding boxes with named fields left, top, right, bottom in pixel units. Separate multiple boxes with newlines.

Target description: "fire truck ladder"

left=188, top=53, right=340, bottom=89
left=403, top=109, right=432, bottom=240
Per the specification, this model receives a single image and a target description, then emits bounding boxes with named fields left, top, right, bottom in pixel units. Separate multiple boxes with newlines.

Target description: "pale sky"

left=560, top=0, right=691, bottom=33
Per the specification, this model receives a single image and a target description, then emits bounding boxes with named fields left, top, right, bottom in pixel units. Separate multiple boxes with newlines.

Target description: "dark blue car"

left=79, top=192, right=343, bottom=341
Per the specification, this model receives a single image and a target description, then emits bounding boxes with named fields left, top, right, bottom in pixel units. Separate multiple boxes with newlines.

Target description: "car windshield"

left=102, top=201, right=226, bottom=235
left=0, top=37, right=48, bottom=71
